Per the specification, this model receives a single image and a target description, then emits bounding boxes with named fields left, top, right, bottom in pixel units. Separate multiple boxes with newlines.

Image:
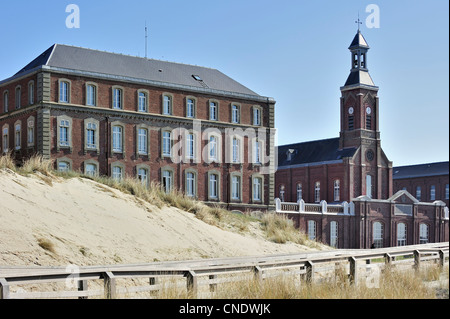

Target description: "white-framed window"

left=231, top=104, right=240, bottom=124
left=416, top=186, right=422, bottom=201
left=28, top=81, right=34, bottom=105
left=253, top=177, right=262, bottom=201
left=163, top=94, right=172, bottom=115
left=430, top=185, right=436, bottom=201
left=112, top=165, right=123, bottom=181
left=138, top=128, right=148, bottom=155
left=186, top=98, right=195, bottom=118
left=113, top=88, right=123, bottom=109
left=330, top=221, right=338, bottom=248
left=2, top=126, right=8, bottom=153
left=232, top=137, right=240, bottom=163
left=397, top=223, right=407, bottom=246
left=334, top=180, right=340, bottom=202
left=14, top=123, right=21, bottom=150
left=279, top=185, right=285, bottom=202
left=86, top=122, right=97, bottom=149
left=296, top=183, right=302, bottom=202
left=209, top=135, right=218, bottom=161
left=419, top=223, right=429, bottom=244
left=59, top=81, right=69, bottom=103
left=112, top=126, right=123, bottom=153
left=366, top=175, right=372, bottom=198
left=27, top=119, right=34, bottom=146
left=253, top=139, right=262, bottom=164
left=253, top=106, right=261, bottom=126
left=138, top=91, right=147, bottom=112
left=446, top=184, right=449, bottom=200
left=186, top=171, right=196, bottom=197
left=308, top=220, right=316, bottom=241
left=15, top=86, right=21, bottom=109
left=59, top=119, right=70, bottom=147
left=85, top=163, right=97, bottom=176
left=58, top=161, right=70, bottom=172
left=137, top=167, right=149, bottom=186
left=231, top=175, right=241, bottom=200
left=86, top=84, right=97, bottom=106
left=162, top=169, right=173, bottom=193
left=373, top=222, right=383, bottom=248
left=162, top=130, right=172, bottom=157
left=187, top=132, right=195, bottom=159
left=209, top=101, right=218, bottom=121
left=314, top=182, right=321, bottom=203
left=209, top=173, right=219, bottom=199
left=3, top=91, right=8, bottom=113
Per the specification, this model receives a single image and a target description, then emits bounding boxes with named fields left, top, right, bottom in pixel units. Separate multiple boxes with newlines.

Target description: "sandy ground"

left=0, top=169, right=316, bottom=267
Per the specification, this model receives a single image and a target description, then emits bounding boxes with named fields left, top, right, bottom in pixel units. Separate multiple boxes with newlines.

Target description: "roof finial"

left=355, top=12, right=362, bottom=32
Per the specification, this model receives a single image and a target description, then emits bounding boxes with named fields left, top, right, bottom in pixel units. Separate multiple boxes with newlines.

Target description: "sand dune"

left=0, top=169, right=316, bottom=267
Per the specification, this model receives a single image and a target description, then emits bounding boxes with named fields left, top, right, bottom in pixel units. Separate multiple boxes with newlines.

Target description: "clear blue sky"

left=0, top=0, right=448, bottom=166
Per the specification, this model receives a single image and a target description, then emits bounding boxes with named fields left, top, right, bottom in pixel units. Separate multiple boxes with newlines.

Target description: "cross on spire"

left=355, top=13, right=362, bottom=31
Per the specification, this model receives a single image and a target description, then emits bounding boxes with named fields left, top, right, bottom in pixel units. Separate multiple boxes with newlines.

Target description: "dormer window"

left=286, top=149, right=296, bottom=161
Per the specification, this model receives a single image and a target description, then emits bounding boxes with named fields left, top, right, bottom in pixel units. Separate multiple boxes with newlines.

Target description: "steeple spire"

left=342, top=30, right=376, bottom=89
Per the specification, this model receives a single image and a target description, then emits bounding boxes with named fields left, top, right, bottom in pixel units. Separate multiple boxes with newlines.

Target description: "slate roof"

left=277, top=137, right=358, bottom=168
left=393, top=161, right=449, bottom=179
left=13, top=44, right=260, bottom=97
left=349, top=31, right=369, bottom=49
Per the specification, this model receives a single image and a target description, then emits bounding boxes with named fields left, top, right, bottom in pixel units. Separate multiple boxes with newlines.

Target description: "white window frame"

left=86, top=83, right=97, bottom=106
left=163, top=94, right=172, bottom=115
left=162, top=168, right=174, bottom=193
left=112, top=165, right=123, bottom=181
left=15, top=86, right=21, bottom=109
left=14, top=122, right=21, bottom=150
left=373, top=222, right=383, bottom=248
left=330, top=221, right=338, bottom=248
left=416, top=186, right=422, bottom=201
left=138, top=128, right=148, bottom=155
left=296, top=183, right=302, bottom=202
left=162, top=130, right=172, bottom=157
left=86, top=122, right=97, bottom=150
left=419, top=223, right=429, bottom=244
left=308, top=220, right=316, bottom=241
left=231, top=173, right=242, bottom=201
left=253, top=106, right=262, bottom=126
left=138, top=90, right=148, bottom=112
left=112, top=87, right=123, bottom=110
left=59, top=80, right=70, bottom=103
left=430, top=185, right=436, bottom=201
left=252, top=176, right=262, bottom=202
left=231, top=104, right=240, bottom=124
left=334, top=180, right=340, bottom=202
left=3, top=91, right=8, bottom=113
left=208, top=172, right=219, bottom=200
left=186, top=97, right=196, bottom=118
left=137, top=166, right=149, bottom=186
left=185, top=170, right=197, bottom=198
left=27, top=117, right=35, bottom=146
left=59, top=119, right=70, bottom=148
left=314, top=182, right=321, bottom=203
left=209, top=100, right=218, bottom=121
left=28, top=81, right=34, bottom=105
left=112, top=125, right=123, bottom=153
left=397, top=223, right=407, bottom=246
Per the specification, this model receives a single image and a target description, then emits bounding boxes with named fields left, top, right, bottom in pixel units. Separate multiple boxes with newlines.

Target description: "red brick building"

left=0, top=44, right=276, bottom=213
left=393, top=161, right=449, bottom=207
left=274, top=31, right=448, bottom=248
left=275, top=31, right=393, bottom=204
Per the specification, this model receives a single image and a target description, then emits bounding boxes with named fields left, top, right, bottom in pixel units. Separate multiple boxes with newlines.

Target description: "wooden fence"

left=0, top=242, right=448, bottom=299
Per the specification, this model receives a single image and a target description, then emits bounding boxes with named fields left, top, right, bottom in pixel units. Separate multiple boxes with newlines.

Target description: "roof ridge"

left=53, top=43, right=218, bottom=71
left=394, top=161, right=449, bottom=169
left=277, top=137, right=339, bottom=148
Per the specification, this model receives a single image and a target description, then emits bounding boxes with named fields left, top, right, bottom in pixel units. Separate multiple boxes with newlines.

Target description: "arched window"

left=330, top=221, right=338, bottom=248
left=373, top=221, right=383, bottom=248
left=308, top=220, right=316, bottom=241
left=419, top=223, right=429, bottom=244
left=296, top=183, right=302, bottom=202
left=366, top=175, right=372, bottom=198
left=333, top=180, right=340, bottom=202
left=397, top=223, right=407, bottom=246
left=314, top=182, right=320, bottom=203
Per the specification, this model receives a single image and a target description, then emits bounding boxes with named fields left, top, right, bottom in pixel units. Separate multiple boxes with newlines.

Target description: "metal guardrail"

left=0, top=242, right=448, bottom=299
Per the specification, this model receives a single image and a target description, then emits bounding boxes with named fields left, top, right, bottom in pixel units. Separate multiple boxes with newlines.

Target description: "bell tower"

left=339, top=30, right=379, bottom=150
left=339, top=29, right=392, bottom=200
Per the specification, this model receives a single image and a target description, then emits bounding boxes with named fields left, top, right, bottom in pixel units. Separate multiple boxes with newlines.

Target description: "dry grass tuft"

left=37, top=238, right=56, bottom=254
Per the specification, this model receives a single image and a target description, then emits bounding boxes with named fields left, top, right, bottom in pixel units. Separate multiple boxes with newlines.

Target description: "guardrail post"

left=349, top=257, right=358, bottom=286
left=0, top=278, right=10, bottom=299
left=186, top=271, right=198, bottom=298
left=253, top=266, right=263, bottom=285
left=209, top=275, right=217, bottom=292
left=104, top=271, right=116, bottom=299
left=304, top=261, right=315, bottom=284
left=414, top=250, right=421, bottom=272
left=78, top=280, right=88, bottom=299
left=384, top=253, right=393, bottom=268
left=439, top=250, right=445, bottom=268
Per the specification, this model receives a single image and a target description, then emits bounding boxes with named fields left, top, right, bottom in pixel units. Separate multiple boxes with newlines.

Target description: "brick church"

left=275, top=31, right=448, bottom=248
left=276, top=30, right=392, bottom=204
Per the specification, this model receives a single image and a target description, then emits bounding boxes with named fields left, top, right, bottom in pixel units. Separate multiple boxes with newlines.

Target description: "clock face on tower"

left=366, top=106, right=372, bottom=115
left=348, top=107, right=354, bottom=115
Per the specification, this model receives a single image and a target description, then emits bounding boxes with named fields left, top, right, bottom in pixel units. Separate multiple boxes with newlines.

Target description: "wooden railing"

left=0, top=242, right=448, bottom=299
